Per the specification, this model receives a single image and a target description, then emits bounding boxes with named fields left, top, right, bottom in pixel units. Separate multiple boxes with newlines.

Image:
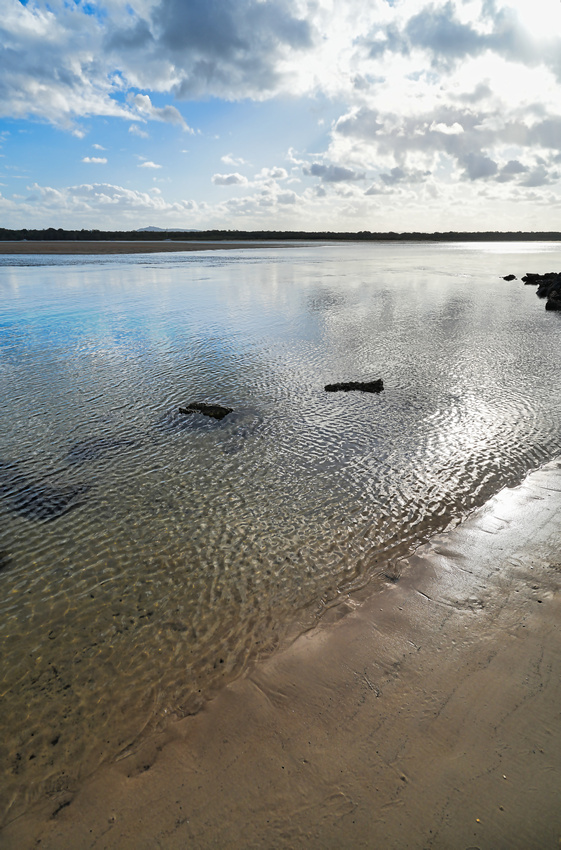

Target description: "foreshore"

left=2, top=460, right=561, bottom=849
left=0, top=241, right=292, bottom=254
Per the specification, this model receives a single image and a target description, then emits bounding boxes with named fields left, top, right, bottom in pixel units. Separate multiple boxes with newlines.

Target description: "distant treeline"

left=1, top=228, right=561, bottom=242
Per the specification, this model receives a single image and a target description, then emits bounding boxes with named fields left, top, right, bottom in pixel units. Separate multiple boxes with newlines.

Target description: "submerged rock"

left=502, top=274, right=517, bottom=281
left=0, top=461, right=89, bottom=522
left=64, top=436, right=139, bottom=466
left=325, top=380, right=384, bottom=393
left=178, top=402, right=233, bottom=420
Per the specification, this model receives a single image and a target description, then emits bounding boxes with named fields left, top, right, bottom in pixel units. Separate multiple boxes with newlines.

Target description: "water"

left=1, top=241, right=560, bottom=819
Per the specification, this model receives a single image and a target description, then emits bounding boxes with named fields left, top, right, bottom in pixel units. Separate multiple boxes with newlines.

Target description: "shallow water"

left=1, top=241, right=560, bottom=819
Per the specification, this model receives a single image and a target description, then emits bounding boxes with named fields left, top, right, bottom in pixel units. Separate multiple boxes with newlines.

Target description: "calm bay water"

left=1, top=241, right=561, bottom=818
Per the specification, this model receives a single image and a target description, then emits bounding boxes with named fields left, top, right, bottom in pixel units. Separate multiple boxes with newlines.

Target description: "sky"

left=1, top=0, right=561, bottom=232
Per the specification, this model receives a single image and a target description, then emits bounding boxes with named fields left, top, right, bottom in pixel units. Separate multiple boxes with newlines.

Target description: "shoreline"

left=2, top=459, right=560, bottom=848
left=0, top=241, right=299, bottom=255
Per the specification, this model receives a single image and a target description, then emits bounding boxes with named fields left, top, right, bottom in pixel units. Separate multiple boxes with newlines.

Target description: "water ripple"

left=1, top=242, right=561, bottom=820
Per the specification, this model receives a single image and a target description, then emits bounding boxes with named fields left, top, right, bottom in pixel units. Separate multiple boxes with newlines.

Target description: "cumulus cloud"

left=129, top=124, right=149, bottom=138
left=366, top=0, right=561, bottom=76
left=335, top=108, right=384, bottom=140
left=130, top=93, right=192, bottom=130
left=304, top=163, right=365, bottom=182
left=99, top=0, right=315, bottom=105
left=380, top=166, right=431, bottom=185
left=221, top=153, right=248, bottom=166
left=462, top=152, right=499, bottom=180
left=277, top=191, right=297, bottom=204
left=5, top=169, right=560, bottom=233
left=0, top=0, right=134, bottom=129
left=520, top=165, right=552, bottom=187
left=326, top=97, right=561, bottom=193
left=2, top=0, right=561, bottom=229
left=212, top=172, right=249, bottom=186
left=364, top=184, right=391, bottom=196
left=15, top=180, right=200, bottom=226
left=256, top=166, right=288, bottom=181
left=429, top=121, right=463, bottom=135
left=496, top=159, right=529, bottom=182
left=82, top=156, right=107, bottom=164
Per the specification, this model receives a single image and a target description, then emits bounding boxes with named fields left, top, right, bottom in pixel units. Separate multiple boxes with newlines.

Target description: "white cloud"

left=277, top=191, right=297, bottom=204
left=212, top=172, right=249, bottom=186
left=304, top=162, right=365, bottom=183
left=1, top=0, right=561, bottom=230
left=221, top=153, right=248, bottom=166
left=82, top=156, right=107, bottom=164
left=129, top=124, right=149, bottom=138
left=429, top=122, right=464, bottom=135
left=130, top=93, right=193, bottom=131
left=2, top=170, right=558, bottom=233
left=256, top=166, right=288, bottom=181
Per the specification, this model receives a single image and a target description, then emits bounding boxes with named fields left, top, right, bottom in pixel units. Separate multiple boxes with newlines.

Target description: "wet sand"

left=0, top=241, right=292, bottom=254
left=2, top=460, right=561, bottom=849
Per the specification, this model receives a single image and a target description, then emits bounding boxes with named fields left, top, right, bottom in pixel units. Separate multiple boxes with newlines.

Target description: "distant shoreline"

left=2, top=232, right=561, bottom=255
left=1, top=229, right=561, bottom=249
left=0, top=241, right=292, bottom=255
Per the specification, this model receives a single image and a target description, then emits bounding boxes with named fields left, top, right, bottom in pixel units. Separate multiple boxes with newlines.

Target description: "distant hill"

left=137, top=226, right=200, bottom=232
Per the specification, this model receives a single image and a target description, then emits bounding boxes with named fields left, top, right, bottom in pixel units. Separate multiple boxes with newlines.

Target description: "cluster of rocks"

left=502, top=272, right=561, bottom=311
left=522, top=272, right=561, bottom=311
left=179, top=381, right=385, bottom=424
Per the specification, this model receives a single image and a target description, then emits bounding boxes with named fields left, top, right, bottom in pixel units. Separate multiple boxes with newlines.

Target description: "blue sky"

left=1, top=0, right=561, bottom=231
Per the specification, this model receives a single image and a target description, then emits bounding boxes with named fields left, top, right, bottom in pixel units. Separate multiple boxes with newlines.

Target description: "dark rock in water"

left=522, top=271, right=561, bottom=285
left=325, top=380, right=384, bottom=394
left=0, top=461, right=89, bottom=522
left=518, top=271, right=561, bottom=311
left=64, top=436, right=139, bottom=466
left=178, top=403, right=233, bottom=420
left=154, top=405, right=260, bottom=447
left=537, top=279, right=561, bottom=300
left=502, top=274, right=516, bottom=281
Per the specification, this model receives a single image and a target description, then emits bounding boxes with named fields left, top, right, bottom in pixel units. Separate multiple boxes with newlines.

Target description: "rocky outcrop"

left=502, top=274, right=516, bottom=281
left=178, top=403, right=233, bottom=420
left=509, top=271, right=561, bottom=313
left=325, top=380, right=384, bottom=393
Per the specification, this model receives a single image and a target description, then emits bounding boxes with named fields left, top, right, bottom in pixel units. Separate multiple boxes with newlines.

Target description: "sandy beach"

left=0, top=241, right=290, bottom=255
left=1, top=459, right=560, bottom=848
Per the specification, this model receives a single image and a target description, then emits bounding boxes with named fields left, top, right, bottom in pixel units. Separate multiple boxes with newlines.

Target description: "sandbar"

left=2, top=460, right=560, bottom=848
left=0, top=241, right=292, bottom=255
